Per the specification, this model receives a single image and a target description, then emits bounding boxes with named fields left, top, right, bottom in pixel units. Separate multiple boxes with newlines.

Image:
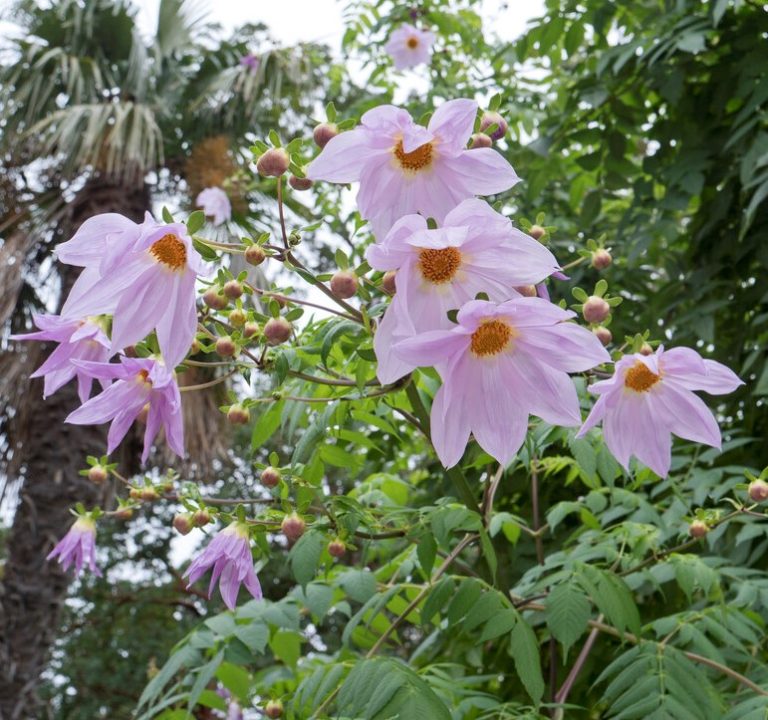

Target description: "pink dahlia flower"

left=395, top=298, right=610, bottom=468
left=66, top=357, right=184, bottom=463
left=307, top=99, right=520, bottom=238
left=11, top=314, right=110, bottom=402
left=196, top=187, right=232, bottom=226
left=577, top=346, right=743, bottom=477
left=384, top=23, right=436, bottom=70
left=184, top=522, right=263, bottom=610
left=367, top=198, right=560, bottom=383
left=47, top=516, right=101, bottom=576
left=58, top=212, right=210, bottom=367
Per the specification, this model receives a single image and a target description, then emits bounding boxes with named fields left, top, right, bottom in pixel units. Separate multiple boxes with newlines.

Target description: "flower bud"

left=203, top=288, right=228, bottom=310
left=748, top=479, right=768, bottom=503
left=243, top=321, right=260, bottom=339
left=88, top=465, right=108, bottom=484
left=114, top=508, right=133, bottom=521
left=593, top=326, right=612, bottom=346
left=229, top=308, right=246, bottom=327
left=265, top=700, right=284, bottom=719
left=289, top=175, right=313, bottom=191
left=216, top=335, right=236, bottom=357
left=223, top=280, right=243, bottom=299
left=281, top=513, right=305, bottom=542
left=264, top=317, right=292, bottom=346
left=190, top=338, right=201, bottom=354
left=313, top=122, right=338, bottom=149
left=592, top=248, right=612, bottom=270
left=124, top=345, right=138, bottom=358
left=582, top=296, right=610, bottom=324
left=382, top=270, right=397, bottom=295
left=529, top=225, right=546, bottom=241
left=470, top=133, right=492, bottom=149
left=689, top=519, right=709, bottom=538
left=257, top=148, right=290, bottom=177
left=141, top=487, right=159, bottom=502
left=192, top=509, right=211, bottom=527
left=227, top=403, right=250, bottom=425
left=245, top=245, right=266, bottom=266
left=261, top=466, right=281, bottom=488
left=330, top=270, right=358, bottom=299
left=129, top=487, right=142, bottom=500
left=639, top=343, right=654, bottom=356
left=328, top=538, right=346, bottom=558
left=514, top=285, right=538, bottom=298
left=480, top=111, right=508, bottom=141
left=173, top=513, right=194, bottom=535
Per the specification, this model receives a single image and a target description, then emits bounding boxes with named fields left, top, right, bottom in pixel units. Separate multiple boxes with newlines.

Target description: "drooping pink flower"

left=65, top=357, right=184, bottom=463
left=394, top=298, right=610, bottom=468
left=384, top=24, right=436, bottom=70
left=307, top=99, right=520, bottom=239
left=196, top=187, right=232, bottom=226
left=47, top=515, right=101, bottom=576
left=239, top=53, right=260, bottom=74
left=184, top=522, right=263, bottom=610
left=57, top=213, right=210, bottom=367
left=367, top=199, right=560, bottom=383
left=577, top=346, right=743, bottom=477
left=10, top=314, right=111, bottom=402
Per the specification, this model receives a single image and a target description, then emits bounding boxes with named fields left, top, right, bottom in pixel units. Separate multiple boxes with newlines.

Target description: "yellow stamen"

left=470, top=319, right=515, bottom=358
left=624, top=361, right=661, bottom=392
left=394, top=139, right=433, bottom=172
left=406, top=37, right=419, bottom=49
left=149, top=234, right=187, bottom=271
left=136, top=369, right=152, bottom=387
left=418, top=247, right=461, bottom=284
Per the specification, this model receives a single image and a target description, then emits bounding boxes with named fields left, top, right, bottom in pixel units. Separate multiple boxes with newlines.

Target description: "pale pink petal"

left=307, top=129, right=387, bottom=182
left=577, top=394, right=609, bottom=437
left=509, top=353, right=582, bottom=426
left=155, top=272, right=197, bottom=367
left=428, top=99, right=477, bottom=155
left=628, top=395, right=672, bottom=477
left=430, top=356, right=473, bottom=468
left=516, top=322, right=610, bottom=373
left=653, top=382, right=721, bottom=448
left=55, top=213, right=138, bottom=266
left=108, top=406, right=142, bottom=454
left=393, top=328, right=469, bottom=369
left=366, top=214, right=428, bottom=270
left=441, top=147, right=520, bottom=195
left=374, top=306, right=414, bottom=384
left=662, top=347, right=743, bottom=395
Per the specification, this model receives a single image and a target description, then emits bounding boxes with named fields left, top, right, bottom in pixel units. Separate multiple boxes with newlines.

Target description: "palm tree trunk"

left=0, top=181, right=149, bottom=719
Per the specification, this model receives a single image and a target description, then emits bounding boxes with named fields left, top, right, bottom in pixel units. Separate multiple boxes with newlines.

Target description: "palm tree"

left=0, top=1, right=332, bottom=714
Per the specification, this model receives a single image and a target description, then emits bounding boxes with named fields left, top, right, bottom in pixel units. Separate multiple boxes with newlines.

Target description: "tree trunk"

left=0, top=181, right=150, bottom=719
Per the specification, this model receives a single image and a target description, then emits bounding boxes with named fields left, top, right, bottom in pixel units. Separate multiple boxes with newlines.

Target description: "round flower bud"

left=328, top=538, right=346, bottom=558
left=141, top=487, right=159, bottom=502
left=88, top=465, right=108, bottom=484
left=582, top=296, right=610, bottom=324
left=382, top=270, right=397, bottom=295
left=261, top=466, right=282, bottom=488
left=216, top=335, right=236, bottom=357
left=748, top=479, right=768, bottom=503
left=289, top=175, right=313, bottom=191
left=313, top=122, right=338, bottom=149
left=330, top=270, right=358, bottom=299
left=227, top=403, right=250, bottom=425
left=229, top=308, right=246, bottom=327
left=124, top=345, right=138, bottom=358
left=114, top=508, right=133, bottom=521
left=689, top=519, right=709, bottom=538
left=529, top=225, right=546, bottom=241
left=592, top=248, right=613, bottom=270
left=592, top=326, right=612, bottom=346
left=203, top=288, right=228, bottom=310
left=265, top=700, right=284, bottom=719
left=173, top=513, right=194, bottom=536
left=281, top=513, right=306, bottom=542
left=223, top=280, right=243, bottom=299
left=129, top=487, right=141, bottom=500
left=192, top=509, right=211, bottom=527
left=470, top=133, right=492, bottom=149
left=264, top=317, right=292, bottom=346
left=245, top=244, right=266, bottom=266
left=243, top=321, right=260, bottom=339
left=190, top=338, right=201, bottom=354
left=514, top=285, right=538, bottom=298
left=480, top=111, right=508, bottom=141
left=639, top=343, right=654, bottom=356
left=257, top=148, right=290, bottom=178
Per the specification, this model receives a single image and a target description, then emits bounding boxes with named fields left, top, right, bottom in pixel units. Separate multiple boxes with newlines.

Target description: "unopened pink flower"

left=66, top=357, right=184, bottom=463
left=367, top=199, right=560, bottom=383
left=307, top=99, right=520, bottom=238
left=184, top=522, right=263, bottom=610
left=395, top=298, right=610, bottom=468
left=384, top=24, right=435, bottom=70
left=58, top=213, right=210, bottom=367
left=196, top=187, right=232, bottom=226
left=239, top=53, right=260, bottom=74
left=11, top=314, right=110, bottom=402
left=577, top=346, right=743, bottom=477
left=47, top=516, right=101, bottom=576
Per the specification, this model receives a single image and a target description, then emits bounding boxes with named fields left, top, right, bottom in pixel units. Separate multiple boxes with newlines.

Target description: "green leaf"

left=268, top=630, right=302, bottom=669
left=289, top=530, right=325, bottom=587
left=546, top=582, right=591, bottom=657
left=509, top=620, right=544, bottom=704
left=251, top=399, right=284, bottom=449
left=187, top=649, right=224, bottom=710
left=186, top=210, right=205, bottom=234
left=416, top=531, right=437, bottom=576
left=215, top=662, right=250, bottom=701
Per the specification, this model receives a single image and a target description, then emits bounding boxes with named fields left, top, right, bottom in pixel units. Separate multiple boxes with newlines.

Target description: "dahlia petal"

left=55, top=213, right=138, bottom=267
left=306, top=128, right=385, bottom=183
left=654, top=383, right=721, bottom=448
left=357, top=162, right=406, bottom=223
left=430, top=358, right=472, bottom=468
left=155, top=272, right=197, bottom=367
left=374, top=306, right=414, bottom=385
left=509, top=353, right=582, bottom=427
left=602, top=394, right=640, bottom=472
left=662, top=347, right=743, bottom=395
left=577, top=394, right=609, bottom=437
left=66, top=380, right=144, bottom=426
left=496, top=296, right=575, bottom=328
left=141, top=401, right=164, bottom=464
left=108, top=406, right=143, bottom=455
left=443, top=198, right=511, bottom=234
left=109, top=266, right=169, bottom=355
left=400, top=125, right=434, bottom=153
left=242, top=567, right=263, bottom=601
left=218, top=562, right=240, bottom=610
left=366, top=214, right=427, bottom=270
left=516, top=321, right=610, bottom=373
left=405, top=226, right=469, bottom=249
left=629, top=395, right=672, bottom=477
left=441, top=147, right=520, bottom=196
left=393, top=328, right=469, bottom=369
left=428, top=98, right=477, bottom=155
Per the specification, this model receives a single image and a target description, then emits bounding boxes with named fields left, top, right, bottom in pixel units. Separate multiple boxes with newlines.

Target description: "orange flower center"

left=149, top=234, right=187, bottom=271
left=406, top=36, right=419, bottom=49
left=418, top=247, right=461, bottom=283
left=394, top=139, right=433, bottom=172
left=136, top=369, right=152, bottom=387
left=624, top=361, right=661, bottom=392
left=470, top=319, right=515, bottom=358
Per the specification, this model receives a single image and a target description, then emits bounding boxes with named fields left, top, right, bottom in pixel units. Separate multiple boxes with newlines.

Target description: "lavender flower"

left=196, top=187, right=232, bottom=226
left=47, top=516, right=101, bottom=576
left=239, top=53, right=260, bottom=74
